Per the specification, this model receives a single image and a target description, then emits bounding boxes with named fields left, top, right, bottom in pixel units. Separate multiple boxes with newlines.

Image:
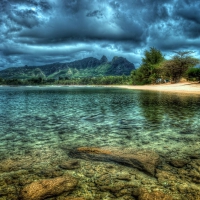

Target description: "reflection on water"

left=0, top=86, right=200, bottom=199
left=139, top=92, right=200, bottom=130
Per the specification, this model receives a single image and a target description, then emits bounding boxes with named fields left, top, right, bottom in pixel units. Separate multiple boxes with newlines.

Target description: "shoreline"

left=1, top=82, right=200, bottom=94
left=109, top=82, right=200, bottom=95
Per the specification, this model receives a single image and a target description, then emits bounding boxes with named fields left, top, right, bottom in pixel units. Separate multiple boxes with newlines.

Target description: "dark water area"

left=0, top=86, right=200, bottom=200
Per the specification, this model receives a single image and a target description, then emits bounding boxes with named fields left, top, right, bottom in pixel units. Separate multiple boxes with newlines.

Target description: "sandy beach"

left=112, top=82, right=200, bottom=95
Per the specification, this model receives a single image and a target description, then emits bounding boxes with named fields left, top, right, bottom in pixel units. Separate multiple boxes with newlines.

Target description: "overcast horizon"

left=0, top=0, right=200, bottom=69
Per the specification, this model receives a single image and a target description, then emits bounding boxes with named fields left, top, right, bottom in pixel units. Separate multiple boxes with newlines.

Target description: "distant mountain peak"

left=112, top=56, right=127, bottom=62
left=0, top=56, right=135, bottom=80
left=100, top=55, right=108, bottom=64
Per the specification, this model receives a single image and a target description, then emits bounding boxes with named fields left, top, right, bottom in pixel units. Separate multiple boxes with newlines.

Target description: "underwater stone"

left=37, top=168, right=64, bottom=178
left=95, top=173, right=113, bottom=186
left=20, top=175, right=78, bottom=200
left=138, top=190, right=173, bottom=200
left=59, top=159, right=80, bottom=170
left=156, top=169, right=177, bottom=183
left=65, top=198, right=86, bottom=200
left=115, top=173, right=131, bottom=181
left=189, top=154, right=200, bottom=159
left=169, top=158, right=189, bottom=168
left=188, top=169, right=200, bottom=183
left=69, top=147, right=159, bottom=176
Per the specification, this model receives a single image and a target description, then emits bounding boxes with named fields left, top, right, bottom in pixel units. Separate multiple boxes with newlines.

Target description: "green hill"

left=0, top=66, right=46, bottom=80
left=0, top=56, right=135, bottom=80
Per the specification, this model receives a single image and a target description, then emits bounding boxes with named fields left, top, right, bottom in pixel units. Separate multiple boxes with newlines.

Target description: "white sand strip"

left=108, top=82, right=200, bottom=94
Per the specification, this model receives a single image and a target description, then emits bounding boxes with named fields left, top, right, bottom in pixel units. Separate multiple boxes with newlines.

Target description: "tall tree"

left=132, top=47, right=164, bottom=84
left=161, top=51, right=199, bottom=83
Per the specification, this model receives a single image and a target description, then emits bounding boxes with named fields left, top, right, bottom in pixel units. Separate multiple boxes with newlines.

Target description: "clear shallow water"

left=0, top=86, right=200, bottom=156
left=0, top=86, right=200, bottom=199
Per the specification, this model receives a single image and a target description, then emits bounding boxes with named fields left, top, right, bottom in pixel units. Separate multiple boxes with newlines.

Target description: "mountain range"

left=0, top=56, right=135, bottom=80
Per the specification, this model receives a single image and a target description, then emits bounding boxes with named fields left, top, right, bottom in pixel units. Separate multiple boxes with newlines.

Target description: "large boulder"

left=69, top=147, right=159, bottom=176
left=20, top=175, right=78, bottom=200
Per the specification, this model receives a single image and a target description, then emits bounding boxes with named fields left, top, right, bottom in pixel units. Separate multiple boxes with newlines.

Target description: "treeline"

left=131, top=47, right=200, bottom=85
left=0, top=75, right=131, bottom=86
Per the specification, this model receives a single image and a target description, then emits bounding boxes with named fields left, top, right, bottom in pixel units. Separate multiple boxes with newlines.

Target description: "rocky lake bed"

left=0, top=145, right=200, bottom=200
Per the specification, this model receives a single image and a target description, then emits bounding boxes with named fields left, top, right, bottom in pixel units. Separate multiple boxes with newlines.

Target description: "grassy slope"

left=0, top=57, right=135, bottom=80
left=0, top=67, right=46, bottom=79
left=47, top=64, right=111, bottom=79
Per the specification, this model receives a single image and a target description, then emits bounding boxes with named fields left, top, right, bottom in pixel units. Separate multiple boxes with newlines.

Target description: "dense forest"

left=0, top=48, right=200, bottom=86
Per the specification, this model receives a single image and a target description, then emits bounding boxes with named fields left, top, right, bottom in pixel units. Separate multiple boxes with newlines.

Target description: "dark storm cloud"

left=86, top=10, right=103, bottom=19
left=176, top=7, right=200, bottom=24
left=9, top=9, right=40, bottom=28
left=0, top=0, right=200, bottom=69
left=174, top=0, right=200, bottom=39
left=39, top=1, right=52, bottom=11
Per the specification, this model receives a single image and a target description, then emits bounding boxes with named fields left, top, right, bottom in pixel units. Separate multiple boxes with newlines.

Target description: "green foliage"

left=131, top=47, right=164, bottom=84
left=186, top=68, right=200, bottom=82
left=56, top=75, right=131, bottom=85
left=0, top=75, right=131, bottom=86
left=161, top=51, right=199, bottom=83
left=142, top=47, right=164, bottom=65
left=0, top=67, right=46, bottom=80
left=131, top=49, right=199, bottom=85
left=28, top=77, right=44, bottom=84
left=0, top=77, right=3, bottom=84
left=4, top=79, right=23, bottom=85
left=131, top=69, right=147, bottom=85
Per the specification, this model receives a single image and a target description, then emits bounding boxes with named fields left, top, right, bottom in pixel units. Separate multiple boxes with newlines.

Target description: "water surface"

left=0, top=86, right=200, bottom=199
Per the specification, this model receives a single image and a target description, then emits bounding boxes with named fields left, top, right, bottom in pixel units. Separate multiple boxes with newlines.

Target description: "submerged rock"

left=69, top=147, right=159, bottom=176
left=189, top=154, right=200, bottom=159
left=189, top=169, right=200, bottom=183
left=156, top=169, right=177, bottom=183
left=20, top=175, right=78, bottom=200
left=59, top=159, right=80, bottom=170
left=65, top=198, right=86, bottom=200
left=138, top=190, right=173, bottom=200
left=115, top=173, right=132, bottom=181
left=169, top=158, right=189, bottom=168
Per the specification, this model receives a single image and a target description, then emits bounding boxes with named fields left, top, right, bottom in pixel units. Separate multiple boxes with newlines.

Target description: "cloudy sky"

left=0, top=0, right=200, bottom=69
